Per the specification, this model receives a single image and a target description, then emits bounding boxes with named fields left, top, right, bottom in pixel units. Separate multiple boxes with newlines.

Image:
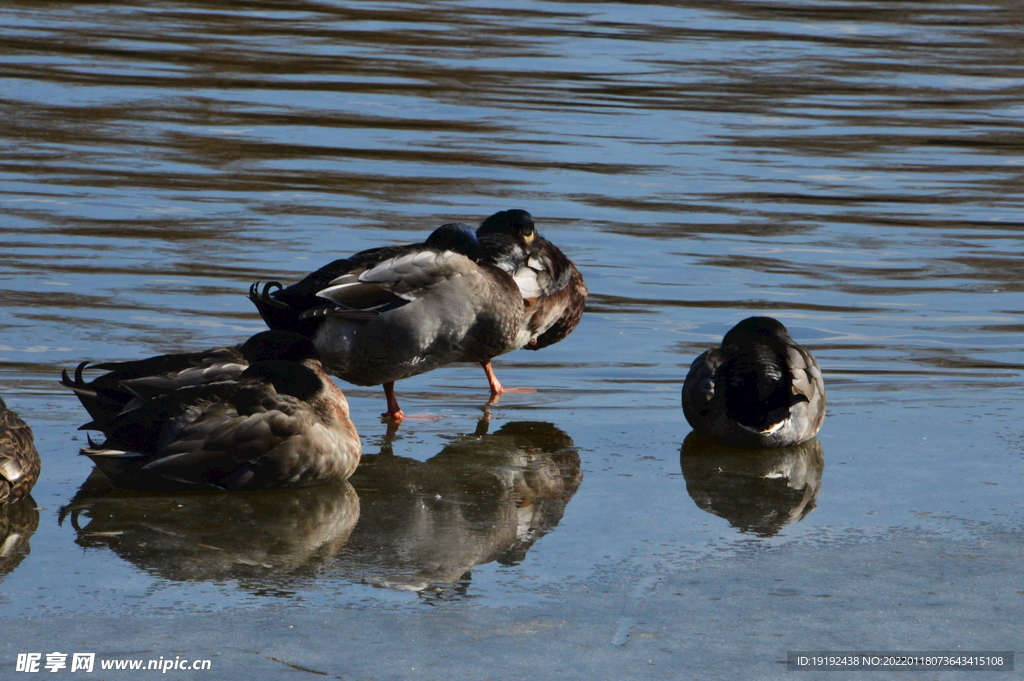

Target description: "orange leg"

left=381, top=381, right=404, bottom=422
left=480, top=361, right=504, bottom=398
left=480, top=361, right=537, bottom=402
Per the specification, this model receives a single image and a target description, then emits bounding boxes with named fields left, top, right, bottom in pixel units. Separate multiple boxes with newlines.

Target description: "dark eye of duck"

left=478, top=209, right=536, bottom=246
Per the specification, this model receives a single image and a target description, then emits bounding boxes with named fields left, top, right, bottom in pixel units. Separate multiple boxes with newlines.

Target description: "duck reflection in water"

left=60, top=420, right=581, bottom=599
left=324, top=419, right=583, bottom=597
left=61, top=475, right=360, bottom=595
left=0, top=497, right=40, bottom=581
left=680, top=433, right=824, bottom=537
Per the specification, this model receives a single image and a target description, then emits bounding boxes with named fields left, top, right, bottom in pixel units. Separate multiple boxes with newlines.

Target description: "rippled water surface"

left=2, top=1, right=1022, bottom=678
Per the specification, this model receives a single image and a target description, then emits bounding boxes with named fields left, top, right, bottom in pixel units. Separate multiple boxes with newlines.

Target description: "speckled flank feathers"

left=0, top=397, right=41, bottom=505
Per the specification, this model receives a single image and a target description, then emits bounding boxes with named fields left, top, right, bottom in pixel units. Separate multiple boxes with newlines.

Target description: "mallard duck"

left=76, top=331, right=361, bottom=492
left=249, top=222, right=525, bottom=421
left=475, top=209, right=588, bottom=392
left=682, top=316, right=825, bottom=448
left=0, top=397, right=40, bottom=506
left=61, top=330, right=306, bottom=435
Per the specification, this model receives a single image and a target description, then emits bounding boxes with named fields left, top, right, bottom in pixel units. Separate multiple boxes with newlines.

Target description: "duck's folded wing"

left=118, top=363, right=247, bottom=402
left=63, top=349, right=248, bottom=432
left=683, top=348, right=722, bottom=407
left=249, top=256, right=374, bottom=332
left=522, top=237, right=574, bottom=296
left=0, top=410, right=34, bottom=486
left=140, top=393, right=315, bottom=486
left=785, top=345, right=825, bottom=407
left=253, top=245, right=411, bottom=312
left=523, top=265, right=588, bottom=350
left=317, top=250, right=475, bottom=307
left=91, top=345, right=244, bottom=376
left=0, top=407, right=40, bottom=504
left=145, top=409, right=293, bottom=470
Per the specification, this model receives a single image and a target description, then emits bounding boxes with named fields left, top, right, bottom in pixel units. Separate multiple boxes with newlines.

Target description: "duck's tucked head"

left=426, top=223, right=482, bottom=260
left=722, top=316, right=792, bottom=347
left=477, top=209, right=536, bottom=248
left=241, top=330, right=320, bottom=364
left=242, top=361, right=323, bottom=401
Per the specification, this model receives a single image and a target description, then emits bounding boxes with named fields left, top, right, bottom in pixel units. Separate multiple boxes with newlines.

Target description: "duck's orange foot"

left=381, top=381, right=404, bottom=423
left=480, top=361, right=537, bottom=400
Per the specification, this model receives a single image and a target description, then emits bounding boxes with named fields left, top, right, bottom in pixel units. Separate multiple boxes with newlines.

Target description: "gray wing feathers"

left=785, top=345, right=823, bottom=405
left=688, top=349, right=721, bottom=403
left=147, top=395, right=310, bottom=472
left=120, top=363, right=246, bottom=400
left=318, top=251, right=472, bottom=305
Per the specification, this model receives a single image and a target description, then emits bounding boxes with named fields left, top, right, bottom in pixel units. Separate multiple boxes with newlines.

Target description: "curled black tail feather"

left=248, top=280, right=322, bottom=337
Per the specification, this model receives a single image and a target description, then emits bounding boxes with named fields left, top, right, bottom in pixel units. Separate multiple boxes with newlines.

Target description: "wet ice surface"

left=1, top=0, right=1023, bottom=678
left=4, top=385, right=1020, bottom=678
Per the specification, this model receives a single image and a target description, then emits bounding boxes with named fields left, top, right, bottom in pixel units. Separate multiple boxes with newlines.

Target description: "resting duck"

left=61, top=330, right=305, bottom=435
left=75, top=331, right=361, bottom=492
left=682, top=317, right=825, bottom=448
left=476, top=209, right=588, bottom=390
left=249, top=222, right=525, bottom=421
left=0, top=397, right=41, bottom=506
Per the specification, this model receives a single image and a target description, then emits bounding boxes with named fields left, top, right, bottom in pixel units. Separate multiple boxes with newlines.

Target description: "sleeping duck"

left=249, top=222, right=525, bottom=421
left=682, top=317, right=825, bottom=448
left=249, top=213, right=587, bottom=420
left=0, top=396, right=41, bottom=506
left=74, top=331, right=361, bottom=492
left=476, top=209, right=588, bottom=392
left=61, top=329, right=307, bottom=435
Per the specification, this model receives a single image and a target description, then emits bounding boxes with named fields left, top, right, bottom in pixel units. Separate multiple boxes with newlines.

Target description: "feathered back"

left=0, top=397, right=41, bottom=505
left=682, top=316, right=825, bottom=449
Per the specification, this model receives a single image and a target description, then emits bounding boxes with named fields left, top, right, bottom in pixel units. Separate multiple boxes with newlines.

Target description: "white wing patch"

left=0, top=457, right=24, bottom=482
left=513, top=265, right=543, bottom=299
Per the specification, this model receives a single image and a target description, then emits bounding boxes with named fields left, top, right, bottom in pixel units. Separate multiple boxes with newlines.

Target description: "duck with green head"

left=250, top=213, right=586, bottom=422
